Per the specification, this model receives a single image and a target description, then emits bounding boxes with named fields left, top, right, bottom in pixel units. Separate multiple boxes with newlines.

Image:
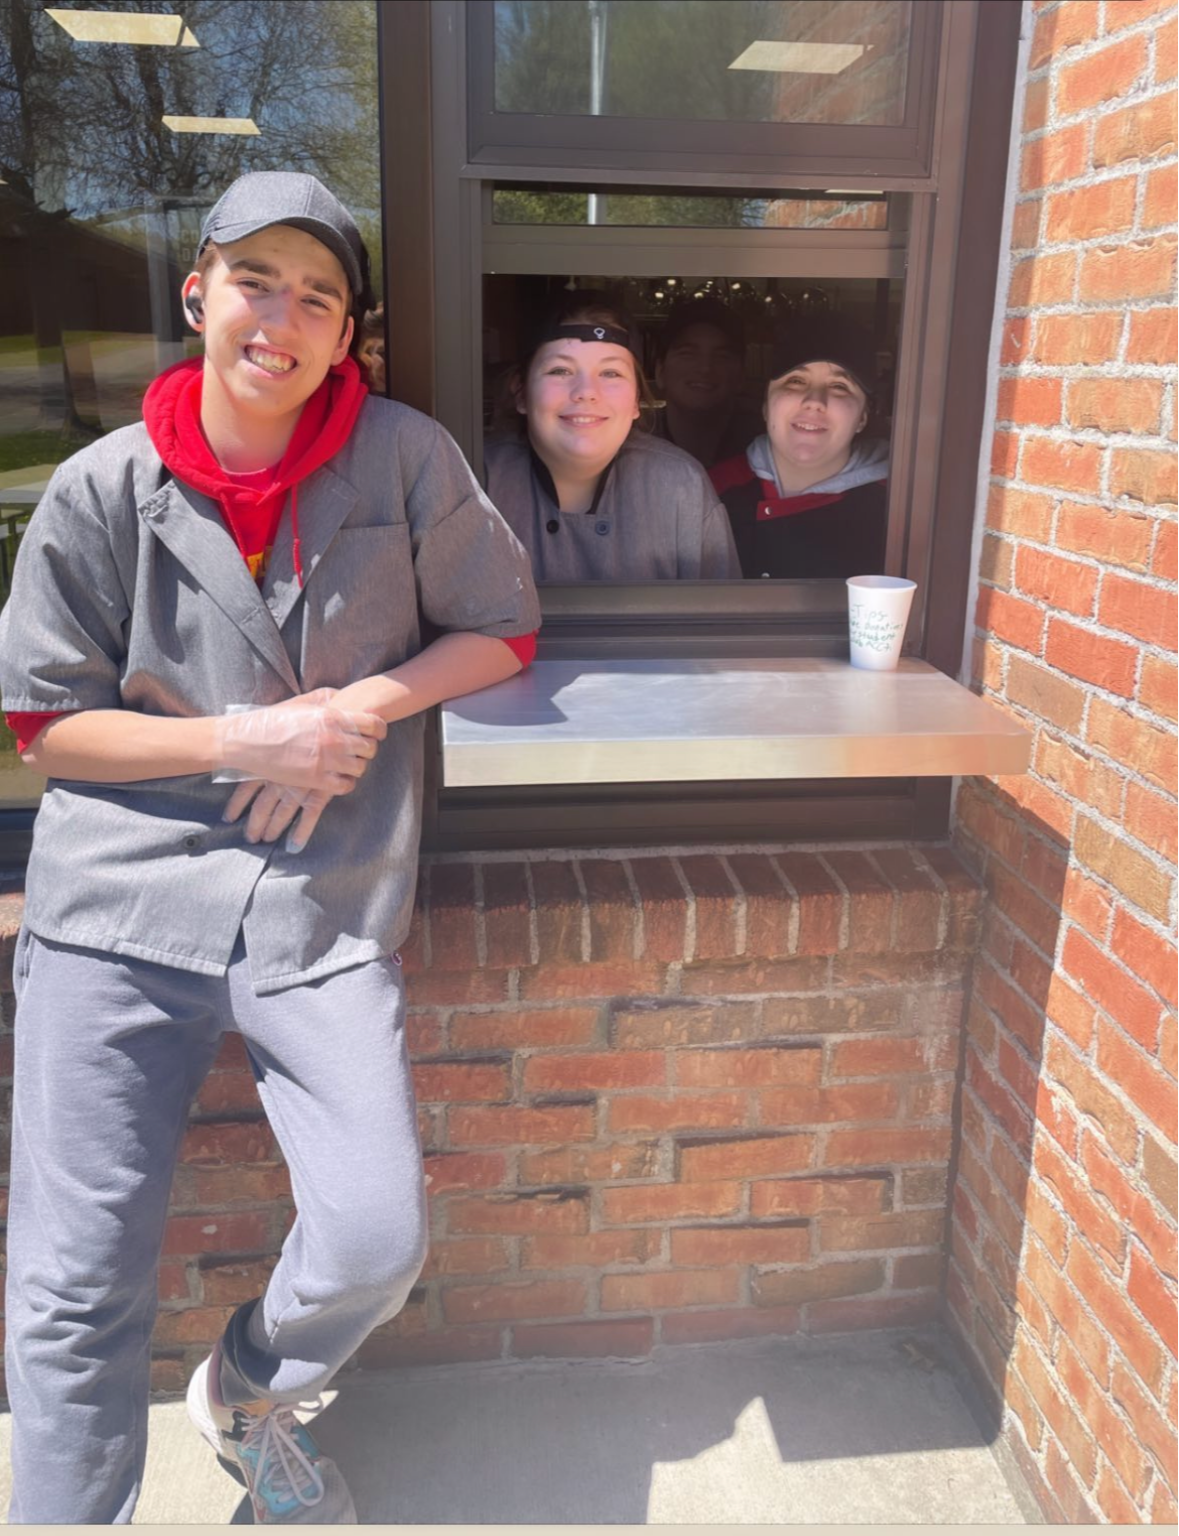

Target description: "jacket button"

left=183, top=834, right=201, bottom=849
left=545, top=518, right=559, bottom=534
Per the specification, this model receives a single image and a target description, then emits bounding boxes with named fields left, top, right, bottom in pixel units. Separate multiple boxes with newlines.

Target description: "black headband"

left=544, top=322, right=633, bottom=351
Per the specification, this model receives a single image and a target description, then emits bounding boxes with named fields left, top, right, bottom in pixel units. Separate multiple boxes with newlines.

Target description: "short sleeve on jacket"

left=0, top=457, right=130, bottom=713
left=406, top=422, right=541, bottom=639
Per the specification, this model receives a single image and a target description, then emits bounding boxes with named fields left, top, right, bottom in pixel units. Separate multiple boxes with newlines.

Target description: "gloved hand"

left=214, top=701, right=387, bottom=793
left=223, top=780, right=332, bottom=853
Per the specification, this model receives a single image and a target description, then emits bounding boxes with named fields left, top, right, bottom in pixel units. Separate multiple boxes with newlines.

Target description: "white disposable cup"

left=846, top=575, right=917, bottom=671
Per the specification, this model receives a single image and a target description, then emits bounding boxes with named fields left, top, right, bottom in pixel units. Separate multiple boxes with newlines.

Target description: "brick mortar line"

left=716, top=854, right=748, bottom=958
left=568, top=858, right=593, bottom=964
left=971, top=630, right=1179, bottom=716
left=521, top=859, right=541, bottom=968
left=967, top=702, right=1179, bottom=844
left=765, top=854, right=804, bottom=955
left=669, top=856, right=698, bottom=963
left=974, top=602, right=1178, bottom=660
left=913, top=848, right=952, bottom=950
left=970, top=651, right=1172, bottom=774
left=814, top=852, right=853, bottom=951
left=417, top=863, right=432, bottom=969
left=1042, top=1029, right=1171, bottom=1179
left=619, top=857, right=645, bottom=963
left=997, top=362, right=1179, bottom=379
left=1015, top=192, right=1179, bottom=227
left=979, top=557, right=1179, bottom=611
left=996, top=432, right=1177, bottom=462
left=972, top=614, right=1179, bottom=674
left=423, top=839, right=976, bottom=864
left=1011, top=1242, right=1173, bottom=1467
left=981, top=849, right=1175, bottom=991
left=988, top=421, right=1175, bottom=447
left=1042, top=91, right=1178, bottom=141
left=1003, top=294, right=1179, bottom=320
left=470, top=863, right=488, bottom=969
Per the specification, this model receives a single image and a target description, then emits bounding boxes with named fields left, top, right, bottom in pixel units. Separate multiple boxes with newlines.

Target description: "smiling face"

left=763, top=358, right=869, bottom=492
left=183, top=224, right=354, bottom=445
left=519, top=338, right=641, bottom=482
left=656, top=321, right=743, bottom=415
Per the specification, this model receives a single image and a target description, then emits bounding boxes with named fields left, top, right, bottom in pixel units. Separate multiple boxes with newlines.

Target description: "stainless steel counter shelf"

left=440, top=657, right=1030, bottom=788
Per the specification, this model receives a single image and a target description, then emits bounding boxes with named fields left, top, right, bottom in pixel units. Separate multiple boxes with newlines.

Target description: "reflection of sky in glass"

left=2, top=0, right=380, bottom=233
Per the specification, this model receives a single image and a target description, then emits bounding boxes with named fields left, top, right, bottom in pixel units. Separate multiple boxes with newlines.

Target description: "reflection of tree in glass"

left=2, top=0, right=379, bottom=218
left=493, top=186, right=766, bottom=228
left=0, top=0, right=380, bottom=433
left=492, top=1, right=908, bottom=126
left=494, top=0, right=775, bottom=122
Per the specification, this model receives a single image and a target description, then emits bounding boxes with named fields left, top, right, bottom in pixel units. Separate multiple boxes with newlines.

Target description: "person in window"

left=0, top=171, right=539, bottom=1526
left=484, top=291, right=740, bottom=581
left=651, top=296, right=763, bottom=469
left=711, top=319, right=889, bottom=579
left=357, top=302, right=386, bottom=393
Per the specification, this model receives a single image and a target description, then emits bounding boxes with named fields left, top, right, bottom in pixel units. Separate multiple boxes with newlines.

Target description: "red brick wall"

left=0, top=847, right=981, bottom=1393
left=949, top=0, right=1177, bottom=1524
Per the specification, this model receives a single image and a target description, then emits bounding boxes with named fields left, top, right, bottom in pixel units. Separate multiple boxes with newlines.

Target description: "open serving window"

left=378, top=0, right=1025, bottom=849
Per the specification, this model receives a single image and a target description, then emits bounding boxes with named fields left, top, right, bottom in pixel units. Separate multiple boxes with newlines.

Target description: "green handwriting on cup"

left=849, top=607, right=904, bottom=652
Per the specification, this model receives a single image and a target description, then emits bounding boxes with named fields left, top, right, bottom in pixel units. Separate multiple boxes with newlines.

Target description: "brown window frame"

left=377, top=0, right=1022, bottom=853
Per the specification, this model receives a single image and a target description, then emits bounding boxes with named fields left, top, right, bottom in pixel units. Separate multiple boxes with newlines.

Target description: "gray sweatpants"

left=4, top=929, right=428, bottom=1525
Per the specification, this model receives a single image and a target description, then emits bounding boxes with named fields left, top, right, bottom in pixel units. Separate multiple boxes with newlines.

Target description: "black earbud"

left=185, top=292, right=204, bottom=323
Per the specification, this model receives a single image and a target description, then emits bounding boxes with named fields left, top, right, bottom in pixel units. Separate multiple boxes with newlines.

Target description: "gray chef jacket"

left=483, top=432, right=740, bottom=582
left=0, top=398, right=540, bottom=994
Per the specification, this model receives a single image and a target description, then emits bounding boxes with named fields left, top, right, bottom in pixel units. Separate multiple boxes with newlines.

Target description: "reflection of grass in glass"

left=0, top=331, right=115, bottom=358
left=0, top=431, right=80, bottom=474
left=0, top=728, right=44, bottom=809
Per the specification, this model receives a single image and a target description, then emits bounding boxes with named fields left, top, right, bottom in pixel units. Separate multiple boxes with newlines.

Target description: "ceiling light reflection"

left=47, top=9, right=199, bottom=47
left=728, top=41, right=866, bottom=75
left=163, top=116, right=260, bottom=136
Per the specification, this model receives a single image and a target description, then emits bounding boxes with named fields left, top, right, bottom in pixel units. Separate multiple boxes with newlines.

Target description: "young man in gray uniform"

left=0, top=171, right=539, bottom=1524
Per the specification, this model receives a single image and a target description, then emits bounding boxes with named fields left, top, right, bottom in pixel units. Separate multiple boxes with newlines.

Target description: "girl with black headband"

left=484, top=292, right=740, bottom=582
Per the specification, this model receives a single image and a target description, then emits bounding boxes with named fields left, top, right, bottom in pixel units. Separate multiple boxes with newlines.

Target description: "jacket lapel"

left=138, top=480, right=300, bottom=691
left=263, top=467, right=360, bottom=632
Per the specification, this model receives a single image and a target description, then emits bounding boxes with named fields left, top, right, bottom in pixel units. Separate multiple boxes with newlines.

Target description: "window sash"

left=464, top=0, right=943, bottom=182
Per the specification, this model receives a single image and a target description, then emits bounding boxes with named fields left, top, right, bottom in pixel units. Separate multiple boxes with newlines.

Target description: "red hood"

left=142, top=354, right=368, bottom=503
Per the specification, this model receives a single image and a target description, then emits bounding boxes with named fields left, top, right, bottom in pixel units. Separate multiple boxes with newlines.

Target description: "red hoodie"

left=7, top=357, right=535, bottom=750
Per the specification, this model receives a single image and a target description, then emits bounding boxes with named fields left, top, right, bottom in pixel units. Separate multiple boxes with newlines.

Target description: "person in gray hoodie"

left=710, top=319, right=889, bottom=579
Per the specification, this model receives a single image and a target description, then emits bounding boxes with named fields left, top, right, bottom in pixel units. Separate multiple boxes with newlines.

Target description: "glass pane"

left=493, top=1, right=911, bottom=126
left=493, top=187, right=889, bottom=229
left=0, top=0, right=383, bottom=808
left=482, top=272, right=902, bottom=585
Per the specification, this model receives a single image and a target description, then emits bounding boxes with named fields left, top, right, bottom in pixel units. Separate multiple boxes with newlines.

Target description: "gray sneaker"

left=187, top=1344, right=357, bottom=1523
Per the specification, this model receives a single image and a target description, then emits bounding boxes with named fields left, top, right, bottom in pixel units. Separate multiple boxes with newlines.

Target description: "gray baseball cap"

left=197, top=171, right=371, bottom=303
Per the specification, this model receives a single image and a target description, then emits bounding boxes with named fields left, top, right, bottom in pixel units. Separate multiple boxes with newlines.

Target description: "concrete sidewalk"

left=1, top=1327, right=1036, bottom=1524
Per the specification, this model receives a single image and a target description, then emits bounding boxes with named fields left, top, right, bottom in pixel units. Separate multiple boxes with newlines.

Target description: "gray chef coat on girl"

left=483, top=431, right=741, bottom=583
left=0, top=398, right=540, bottom=994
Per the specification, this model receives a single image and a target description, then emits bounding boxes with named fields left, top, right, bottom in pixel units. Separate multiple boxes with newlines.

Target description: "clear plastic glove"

left=214, top=702, right=386, bottom=793
left=222, top=780, right=332, bottom=853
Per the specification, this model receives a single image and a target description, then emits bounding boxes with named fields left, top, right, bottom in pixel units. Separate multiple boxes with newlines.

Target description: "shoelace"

left=241, top=1403, right=327, bottom=1511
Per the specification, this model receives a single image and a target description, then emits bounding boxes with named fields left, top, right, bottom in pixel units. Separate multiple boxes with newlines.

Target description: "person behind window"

left=711, top=319, right=889, bottom=579
left=652, top=296, right=763, bottom=470
left=484, top=291, right=740, bottom=581
left=357, top=303, right=386, bottom=393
